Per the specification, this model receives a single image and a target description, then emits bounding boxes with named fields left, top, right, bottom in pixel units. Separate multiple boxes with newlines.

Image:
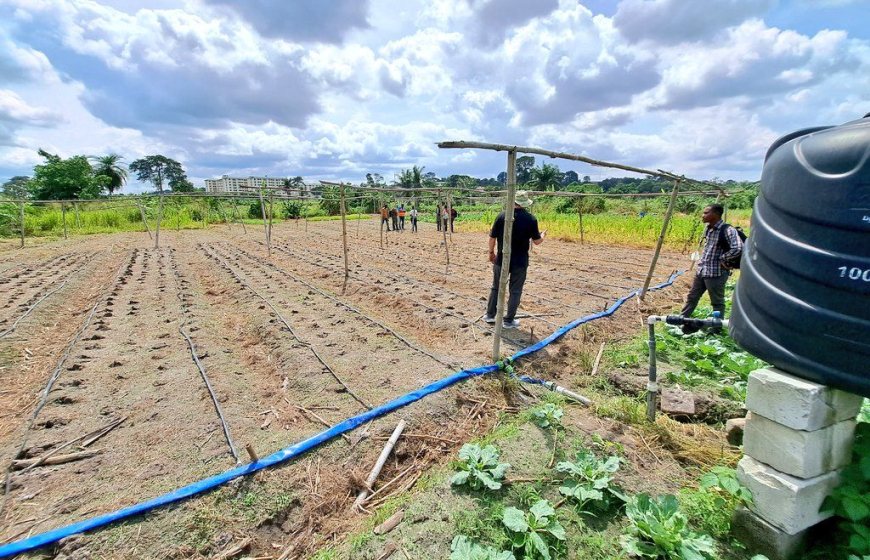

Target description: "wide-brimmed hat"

left=514, top=191, right=533, bottom=208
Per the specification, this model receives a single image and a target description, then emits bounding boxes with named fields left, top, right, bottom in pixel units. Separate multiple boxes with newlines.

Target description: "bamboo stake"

left=232, top=199, right=247, bottom=234
left=639, top=180, right=681, bottom=300
left=268, top=189, right=274, bottom=246
left=578, top=202, right=585, bottom=245
left=61, top=202, right=68, bottom=239
left=447, top=191, right=453, bottom=243
left=340, top=183, right=350, bottom=295
left=73, top=202, right=80, bottom=229
left=590, top=342, right=606, bottom=377
left=353, top=419, right=406, bottom=511
left=258, top=187, right=270, bottom=256
left=18, top=201, right=24, bottom=248
left=440, top=191, right=450, bottom=275
left=492, top=150, right=518, bottom=362
left=154, top=191, right=164, bottom=249
left=137, top=202, right=152, bottom=239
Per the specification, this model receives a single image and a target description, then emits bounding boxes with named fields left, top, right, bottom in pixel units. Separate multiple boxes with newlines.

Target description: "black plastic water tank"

left=730, top=115, right=870, bottom=397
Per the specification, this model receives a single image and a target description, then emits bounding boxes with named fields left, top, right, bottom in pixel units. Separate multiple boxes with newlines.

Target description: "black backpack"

left=717, top=223, right=748, bottom=269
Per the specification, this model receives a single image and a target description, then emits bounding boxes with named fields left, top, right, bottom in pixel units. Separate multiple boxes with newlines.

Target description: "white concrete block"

left=745, top=368, right=864, bottom=431
left=743, top=413, right=855, bottom=479
left=737, top=456, right=839, bottom=534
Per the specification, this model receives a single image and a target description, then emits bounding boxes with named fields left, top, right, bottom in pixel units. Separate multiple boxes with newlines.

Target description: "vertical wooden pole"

left=202, top=198, right=209, bottom=228
left=61, top=202, right=68, bottom=239
left=578, top=201, right=585, bottom=245
left=447, top=191, right=453, bottom=243
left=340, top=183, right=350, bottom=295
left=137, top=201, right=152, bottom=239
left=232, top=198, right=247, bottom=234
left=258, top=188, right=270, bottom=256
left=440, top=191, right=450, bottom=275
left=492, top=150, right=518, bottom=363
left=155, top=191, right=164, bottom=249
left=73, top=202, right=80, bottom=229
left=175, top=198, right=181, bottom=231
left=268, top=190, right=274, bottom=247
left=639, top=180, right=680, bottom=300
left=18, top=200, right=25, bottom=248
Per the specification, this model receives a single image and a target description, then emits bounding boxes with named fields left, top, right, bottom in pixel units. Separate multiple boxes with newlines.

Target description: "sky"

left=0, top=0, right=868, bottom=192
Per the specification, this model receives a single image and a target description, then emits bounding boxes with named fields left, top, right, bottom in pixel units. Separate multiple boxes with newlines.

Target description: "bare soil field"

left=0, top=219, right=689, bottom=559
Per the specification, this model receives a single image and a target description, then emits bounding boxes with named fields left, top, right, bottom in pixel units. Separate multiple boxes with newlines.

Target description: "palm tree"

left=528, top=163, right=563, bottom=192
left=90, top=154, right=128, bottom=196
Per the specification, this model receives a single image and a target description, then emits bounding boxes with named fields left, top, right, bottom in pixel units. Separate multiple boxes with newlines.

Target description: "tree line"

left=1, top=151, right=194, bottom=200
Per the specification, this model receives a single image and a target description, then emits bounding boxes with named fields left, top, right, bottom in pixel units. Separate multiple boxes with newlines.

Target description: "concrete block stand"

left=733, top=367, right=862, bottom=559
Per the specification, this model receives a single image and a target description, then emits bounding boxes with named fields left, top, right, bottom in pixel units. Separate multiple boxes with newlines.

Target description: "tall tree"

left=129, top=155, right=188, bottom=249
left=561, top=170, right=579, bottom=186
left=529, top=163, right=563, bottom=191
left=31, top=149, right=108, bottom=200
left=1, top=176, right=32, bottom=199
left=516, top=156, right=536, bottom=184
left=90, top=154, right=128, bottom=196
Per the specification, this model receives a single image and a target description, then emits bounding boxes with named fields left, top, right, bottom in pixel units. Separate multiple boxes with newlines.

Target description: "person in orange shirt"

left=398, top=205, right=406, bottom=231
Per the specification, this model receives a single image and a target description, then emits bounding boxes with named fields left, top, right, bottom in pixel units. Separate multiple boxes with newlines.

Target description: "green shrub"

left=451, top=444, right=510, bottom=491
left=621, top=494, right=717, bottom=560
left=502, top=500, right=566, bottom=560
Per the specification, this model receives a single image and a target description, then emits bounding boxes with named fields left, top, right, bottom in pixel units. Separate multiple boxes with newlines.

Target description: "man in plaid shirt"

left=680, top=204, right=743, bottom=325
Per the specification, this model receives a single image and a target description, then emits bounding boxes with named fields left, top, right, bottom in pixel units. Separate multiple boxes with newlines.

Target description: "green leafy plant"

left=451, top=444, right=510, bottom=491
left=555, top=449, right=625, bottom=511
left=450, top=536, right=516, bottom=560
left=822, top=422, right=870, bottom=556
left=681, top=467, right=752, bottom=539
left=621, top=494, right=717, bottom=560
left=531, top=404, right=564, bottom=429
left=502, top=500, right=566, bottom=560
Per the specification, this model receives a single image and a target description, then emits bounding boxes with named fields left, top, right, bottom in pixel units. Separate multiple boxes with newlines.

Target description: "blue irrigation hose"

left=0, top=270, right=682, bottom=557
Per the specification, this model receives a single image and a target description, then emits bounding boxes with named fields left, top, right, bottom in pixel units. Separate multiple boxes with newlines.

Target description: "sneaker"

left=502, top=319, right=521, bottom=329
left=483, top=315, right=496, bottom=324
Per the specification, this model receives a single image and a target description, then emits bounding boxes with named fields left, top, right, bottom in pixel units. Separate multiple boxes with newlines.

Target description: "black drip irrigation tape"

left=168, top=248, right=241, bottom=464
left=227, top=243, right=459, bottom=370
left=0, top=269, right=682, bottom=557
left=201, top=244, right=372, bottom=411
left=0, top=251, right=133, bottom=519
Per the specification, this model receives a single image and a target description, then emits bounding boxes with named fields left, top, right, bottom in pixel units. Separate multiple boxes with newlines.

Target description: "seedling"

left=621, top=494, right=717, bottom=560
left=502, top=500, right=566, bottom=560
left=555, top=449, right=625, bottom=511
left=451, top=443, right=510, bottom=491
left=531, top=404, right=564, bottom=429
left=450, top=536, right=515, bottom=560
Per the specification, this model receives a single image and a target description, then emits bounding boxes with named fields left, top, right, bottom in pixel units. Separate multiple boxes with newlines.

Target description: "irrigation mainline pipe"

left=226, top=243, right=459, bottom=370
left=0, top=271, right=682, bottom=557
left=169, top=250, right=241, bottom=463
left=201, top=244, right=372, bottom=411
left=0, top=251, right=132, bottom=519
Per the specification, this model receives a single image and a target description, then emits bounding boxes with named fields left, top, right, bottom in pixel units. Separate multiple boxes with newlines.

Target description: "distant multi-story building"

left=204, top=176, right=289, bottom=194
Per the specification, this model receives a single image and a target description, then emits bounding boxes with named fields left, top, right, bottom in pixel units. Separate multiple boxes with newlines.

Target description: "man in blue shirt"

left=484, top=191, right=546, bottom=329
left=681, top=204, right=743, bottom=327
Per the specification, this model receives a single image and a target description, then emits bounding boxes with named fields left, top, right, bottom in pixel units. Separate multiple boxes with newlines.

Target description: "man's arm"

left=533, top=231, right=546, bottom=245
left=488, top=236, right=497, bottom=263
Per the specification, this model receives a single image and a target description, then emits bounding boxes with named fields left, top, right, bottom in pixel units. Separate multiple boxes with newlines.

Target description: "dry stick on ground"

left=11, top=449, right=102, bottom=470
left=294, top=405, right=352, bottom=444
left=353, top=419, right=407, bottom=511
left=203, top=245, right=372, bottom=410
left=19, top=417, right=126, bottom=474
left=214, top=537, right=252, bottom=560
left=361, top=463, right=417, bottom=504
left=0, top=253, right=130, bottom=517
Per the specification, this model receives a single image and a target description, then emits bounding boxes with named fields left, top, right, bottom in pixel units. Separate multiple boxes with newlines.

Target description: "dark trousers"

left=381, top=217, right=390, bottom=231
left=411, top=217, right=417, bottom=232
left=486, top=265, right=528, bottom=322
left=437, top=217, right=441, bottom=231
left=391, top=216, right=398, bottom=230
left=399, top=216, right=405, bottom=230
left=681, top=272, right=729, bottom=318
